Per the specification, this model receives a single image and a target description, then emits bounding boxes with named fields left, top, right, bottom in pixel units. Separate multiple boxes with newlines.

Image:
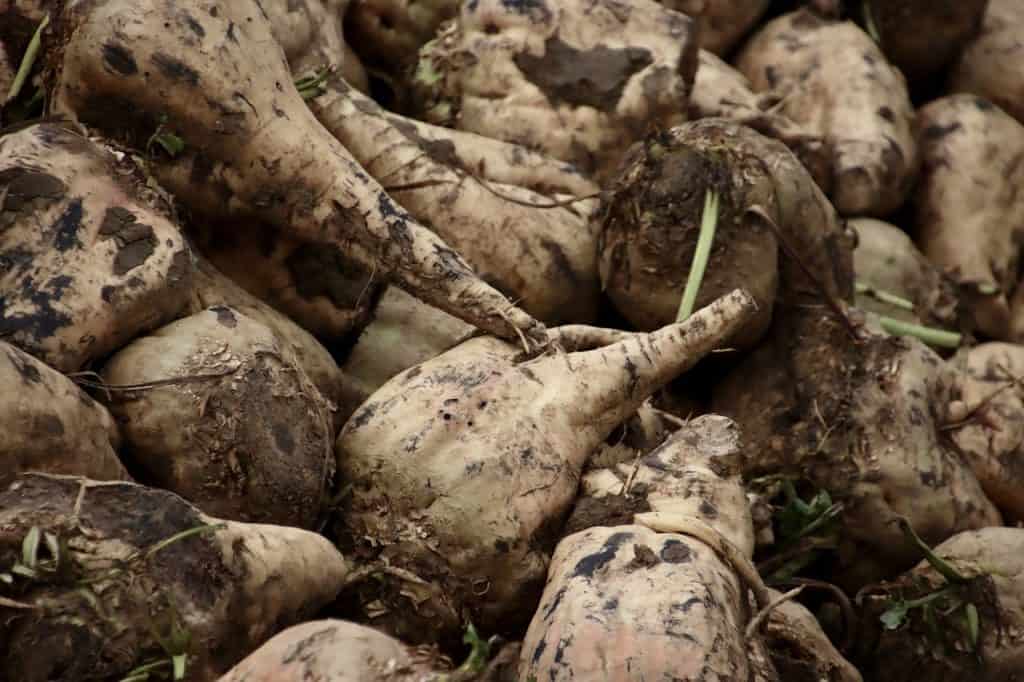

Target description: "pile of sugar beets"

left=3, top=0, right=1024, bottom=679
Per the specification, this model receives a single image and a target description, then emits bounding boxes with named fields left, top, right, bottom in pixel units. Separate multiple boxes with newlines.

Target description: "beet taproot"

left=0, top=122, right=192, bottom=372
left=336, top=289, right=757, bottom=643
left=661, top=0, right=770, bottom=56
left=302, top=78, right=602, bottom=323
left=736, top=9, right=917, bottom=216
left=948, top=0, right=1024, bottom=127
left=913, top=94, right=1024, bottom=340
left=48, top=0, right=546, bottom=348
left=0, top=340, right=128, bottom=488
left=410, top=0, right=698, bottom=179
left=0, top=473, right=350, bottom=682
left=99, top=306, right=334, bottom=528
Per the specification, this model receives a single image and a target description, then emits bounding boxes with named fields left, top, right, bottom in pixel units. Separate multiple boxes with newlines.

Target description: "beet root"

left=336, top=289, right=758, bottom=643
left=0, top=122, right=193, bottom=372
left=736, top=9, right=918, bottom=216
left=100, top=306, right=334, bottom=528
left=949, top=0, right=1024, bottom=127
left=410, top=0, right=699, bottom=180
left=0, top=473, right=350, bottom=682
left=913, top=94, right=1024, bottom=340
left=49, top=0, right=546, bottom=349
left=0, top=340, right=128, bottom=488
left=865, top=527, right=1024, bottom=681
left=304, top=79, right=602, bottom=323
left=520, top=416, right=778, bottom=681
left=715, top=314, right=1001, bottom=588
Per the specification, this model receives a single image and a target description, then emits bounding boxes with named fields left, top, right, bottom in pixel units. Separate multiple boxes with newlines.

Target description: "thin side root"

left=744, top=585, right=805, bottom=640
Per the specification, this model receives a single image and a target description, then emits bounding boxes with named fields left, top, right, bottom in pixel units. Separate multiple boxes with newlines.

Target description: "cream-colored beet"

left=52, top=0, right=545, bottom=349
left=0, top=123, right=192, bottom=372
left=337, top=290, right=757, bottom=642
left=0, top=341, right=128, bottom=488
left=101, top=307, right=334, bottom=528
left=736, top=9, right=917, bottom=216
left=411, top=0, right=698, bottom=179
left=913, top=94, right=1024, bottom=340
left=0, top=474, right=349, bottom=682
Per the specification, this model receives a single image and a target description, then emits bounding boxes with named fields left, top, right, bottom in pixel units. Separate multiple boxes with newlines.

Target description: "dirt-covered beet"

left=947, top=342, right=1024, bottom=521
left=597, top=124, right=778, bottom=344
left=864, top=0, right=989, bottom=85
left=736, top=9, right=918, bottom=217
left=864, top=527, right=1024, bottom=681
left=521, top=416, right=780, bottom=681
left=913, top=94, right=1024, bottom=341
left=598, top=118, right=852, bottom=344
left=0, top=340, right=128, bottom=487
left=948, top=0, right=1024, bottom=127
left=715, top=313, right=1001, bottom=589
left=0, top=122, right=193, bottom=372
left=851, top=217, right=959, bottom=329
left=301, top=79, right=602, bottom=324
left=0, top=473, right=350, bottom=682
left=99, top=306, right=334, bottom=528
left=410, top=0, right=698, bottom=180
left=186, top=254, right=347, bottom=434
left=48, top=0, right=546, bottom=349
left=218, top=619, right=436, bottom=681
left=336, top=290, right=757, bottom=644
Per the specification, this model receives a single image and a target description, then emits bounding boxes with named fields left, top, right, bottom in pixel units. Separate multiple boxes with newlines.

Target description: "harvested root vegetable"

left=851, top=217, right=959, bottom=329
left=100, top=306, right=334, bottom=528
left=598, top=118, right=851, bottom=342
left=336, top=290, right=757, bottom=643
left=218, top=619, right=435, bottom=681
left=866, top=527, right=1024, bottom=681
left=191, top=220, right=379, bottom=343
left=597, top=123, right=777, bottom=342
left=0, top=341, right=127, bottom=488
left=49, top=0, right=546, bottom=349
left=715, top=314, right=1002, bottom=588
left=187, top=254, right=347, bottom=433
left=410, top=0, right=698, bottom=179
left=736, top=9, right=917, bottom=217
left=949, top=0, right=1024, bottom=126
left=340, top=286, right=473, bottom=415
left=689, top=49, right=831, bottom=193
left=0, top=122, right=193, bottom=372
left=344, top=0, right=458, bottom=79
left=262, top=0, right=369, bottom=93
left=913, top=94, right=1024, bottom=340
left=219, top=618, right=521, bottom=682
left=764, top=592, right=862, bottom=682
left=661, top=0, right=769, bottom=56
left=0, top=474, right=350, bottom=682
left=947, top=342, right=1024, bottom=520
left=863, top=0, right=989, bottom=84
left=303, top=79, right=602, bottom=323
left=521, top=415, right=778, bottom=681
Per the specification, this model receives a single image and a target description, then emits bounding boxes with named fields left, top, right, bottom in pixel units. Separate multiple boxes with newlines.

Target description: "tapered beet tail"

left=531, top=289, right=757, bottom=432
